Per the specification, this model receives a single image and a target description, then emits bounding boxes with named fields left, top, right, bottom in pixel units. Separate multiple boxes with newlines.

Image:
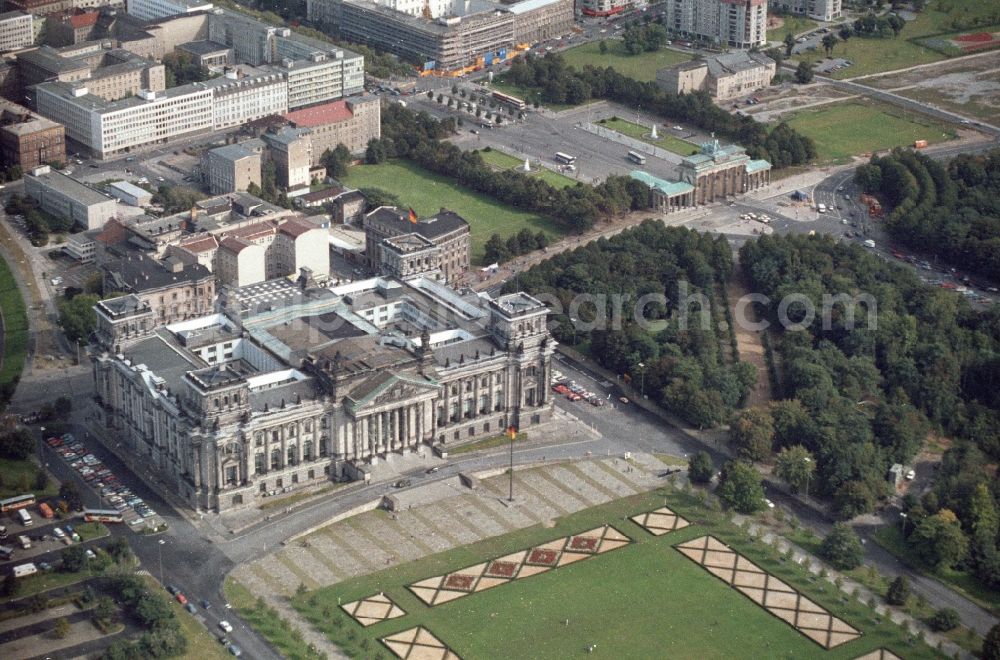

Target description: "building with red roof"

left=283, top=95, right=380, bottom=163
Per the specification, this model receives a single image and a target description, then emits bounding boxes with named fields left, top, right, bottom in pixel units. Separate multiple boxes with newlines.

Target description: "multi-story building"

left=176, top=39, right=231, bottom=67
left=363, top=207, right=470, bottom=284
left=0, top=99, right=66, bottom=172
left=3, top=0, right=72, bottom=17
left=18, top=43, right=166, bottom=100
left=35, top=80, right=214, bottom=158
left=664, top=0, right=767, bottom=49
left=261, top=126, right=312, bottom=191
left=206, top=67, right=288, bottom=130
left=100, top=250, right=215, bottom=325
left=47, top=9, right=101, bottom=46
left=126, top=0, right=214, bottom=22
left=215, top=236, right=266, bottom=287
left=283, top=96, right=379, bottom=160
left=24, top=165, right=117, bottom=230
left=770, top=0, right=840, bottom=22
left=508, top=0, right=573, bottom=44
left=656, top=51, right=774, bottom=100
left=0, top=11, right=35, bottom=52
left=91, top=274, right=554, bottom=513
left=204, top=139, right=264, bottom=194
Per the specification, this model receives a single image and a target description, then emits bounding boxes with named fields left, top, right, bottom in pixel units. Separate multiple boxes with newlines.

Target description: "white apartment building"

left=35, top=81, right=213, bottom=158
left=665, top=0, right=767, bottom=49
left=207, top=68, right=288, bottom=129
left=0, top=11, right=33, bottom=52
left=771, top=0, right=840, bottom=22
left=127, top=0, right=213, bottom=21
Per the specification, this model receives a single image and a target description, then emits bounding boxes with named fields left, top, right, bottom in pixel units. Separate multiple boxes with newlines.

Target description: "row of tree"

left=366, top=104, right=652, bottom=235
left=99, top=574, right=188, bottom=659
left=502, top=53, right=817, bottom=168
left=739, top=233, right=1000, bottom=522
left=5, top=194, right=74, bottom=246
left=855, top=148, right=1000, bottom=283
left=509, top=221, right=754, bottom=427
left=483, top=228, right=549, bottom=265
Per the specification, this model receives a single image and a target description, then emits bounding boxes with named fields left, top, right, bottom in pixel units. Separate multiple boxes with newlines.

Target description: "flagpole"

left=508, top=426, right=515, bottom=502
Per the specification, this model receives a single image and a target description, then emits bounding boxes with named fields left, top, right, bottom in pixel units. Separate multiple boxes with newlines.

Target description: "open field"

left=340, top=160, right=565, bottom=265
left=290, top=488, right=937, bottom=659
left=476, top=149, right=578, bottom=189
left=857, top=50, right=1000, bottom=88
left=598, top=117, right=699, bottom=156
left=895, top=70, right=1000, bottom=125
left=782, top=101, right=957, bottom=162
left=561, top=41, right=691, bottom=81
left=0, top=253, right=28, bottom=396
left=767, top=14, right=819, bottom=43
left=795, top=0, right=1000, bottom=79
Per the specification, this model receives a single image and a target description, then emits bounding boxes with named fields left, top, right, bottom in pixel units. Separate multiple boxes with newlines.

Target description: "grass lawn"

left=796, top=0, right=1000, bottom=79
left=340, top=160, right=566, bottom=265
left=598, top=117, right=699, bottom=157
left=562, top=41, right=692, bottom=82
left=781, top=101, right=956, bottom=162
left=74, top=522, right=109, bottom=542
left=288, top=487, right=938, bottom=659
left=224, top=578, right=323, bottom=660
left=873, top=525, right=1000, bottom=618
left=476, top=149, right=578, bottom=189
left=0, top=457, right=58, bottom=500
left=768, top=15, right=819, bottom=43
left=258, top=483, right=346, bottom=511
left=0, top=253, right=27, bottom=396
left=2, top=569, right=91, bottom=603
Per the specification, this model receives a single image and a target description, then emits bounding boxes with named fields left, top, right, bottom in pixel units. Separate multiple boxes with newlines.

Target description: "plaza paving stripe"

left=257, top=555, right=303, bottom=597
left=311, top=532, right=369, bottom=579
left=373, top=515, right=436, bottom=558
left=344, top=516, right=399, bottom=562
left=443, top=496, right=507, bottom=538
left=408, top=507, right=464, bottom=548
left=425, top=505, right=481, bottom=546
left=461, top=494, right=519, bottom=532
left=521, top=470, right=590, bottom=511
left=574, top=460, right=638, bottom=497
left=301, top=539, right=349, bottom=582
left=247, top=563, right=287, bottom=595
left=287, top=545, right=338, bottom=586
left=509, top=474, right=573, bottom=517
left=562, top=463, right=623, bottom=501
left=675, top=535, right=861, bottom=649
left=399, top=509, right=455, bottom=553
left=322, top=525, right=383, bottom=573
left=275, top=551, right=322, bottom=590
left=592, top=459, right=649, bottom=491
left=537, top=467, right=607, bottom=507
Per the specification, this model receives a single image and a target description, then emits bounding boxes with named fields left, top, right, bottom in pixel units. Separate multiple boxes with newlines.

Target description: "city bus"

left=16, top=509, right=32, bottom=526
left=627, top=150, right=646, bottom=165
left=82, top=509, right=124, bottom=523
left=491, top=90, right=526, bottom=111
left=554, top=152, right=576, bottom=165
left=0, top=494, right=35, bottom=512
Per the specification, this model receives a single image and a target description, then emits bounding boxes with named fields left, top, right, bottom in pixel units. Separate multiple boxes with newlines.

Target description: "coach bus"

left=627, top=150, right=646, bottom=165
left=491, top=90, right=526, bottom=111
left=82, top=509, right=124, bottom=523
left=1, top=494, right=35, bottom=513
left=554, top=152, right=576, bottom=165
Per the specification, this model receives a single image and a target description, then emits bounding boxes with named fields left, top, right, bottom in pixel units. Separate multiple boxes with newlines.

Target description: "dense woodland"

left=739, top=234, right=1000, bottom=587
left=856, top=148, right=1000, bottom=282
left=368, top=105, right=652, bottom=233
left=508, top=221, right=755, bottom=427
left=503, top=53, right=817, bottom=168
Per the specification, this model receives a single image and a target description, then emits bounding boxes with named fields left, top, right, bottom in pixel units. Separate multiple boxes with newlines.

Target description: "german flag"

left=408, top=207, right=418, bottom=224
left=507, top=425, right=517, bottom=440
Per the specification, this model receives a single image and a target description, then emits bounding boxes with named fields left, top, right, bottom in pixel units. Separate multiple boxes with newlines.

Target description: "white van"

left=863, top=239, right=876, bottom=249
left=817, top=203, right=827, bottom=213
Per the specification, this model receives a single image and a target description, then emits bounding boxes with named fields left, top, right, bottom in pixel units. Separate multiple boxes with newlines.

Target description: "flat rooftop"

left=27, top=169, right=113, bottom=206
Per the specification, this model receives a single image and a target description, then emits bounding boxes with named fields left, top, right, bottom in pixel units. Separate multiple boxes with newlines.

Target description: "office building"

left=363, top=207, right=470, bottom=284
left=176, top=39, right=231, bottom=67
left=508, top=0, right=573, bottom=44
left=0, top=99, right=66, bottom=172
left=261, top=126, right=312, bottom=191
left=24, top=165, right=117, bottom=230
left=206, top=67, right=288, bottom=130
left=126, top=0, right=214, bottom=22
left=108, top=180, right=152, bottom=206
left=100, top=250, right=216, bottom=325
left=91, top=275, right=555, bottom=513
left=656, top=51, right=775, bottom=100
left=204, top=139, right=264, bottom=194
left=0, top=11, right=34, bottom=52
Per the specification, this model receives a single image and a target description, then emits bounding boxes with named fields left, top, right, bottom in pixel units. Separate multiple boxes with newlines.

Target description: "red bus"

left=82, top=509, right=124, bottom=523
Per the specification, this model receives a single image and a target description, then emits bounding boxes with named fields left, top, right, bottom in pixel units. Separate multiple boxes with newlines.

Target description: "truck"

left=38, top=502, right=53, bottom=519
left=13, top=563, right=38, bottom=578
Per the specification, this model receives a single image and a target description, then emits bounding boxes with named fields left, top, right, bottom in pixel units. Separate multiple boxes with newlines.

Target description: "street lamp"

left=38, top=426, right=46, bottom=465
left=900, top=512, right=909, bottom=535
left=158, top=539, right=165, bottom=585
left=569, top=317, right=578, bottom=346
left=803, top=456, right=811, bottom=496
left=637, top=362, right=645, bottom=399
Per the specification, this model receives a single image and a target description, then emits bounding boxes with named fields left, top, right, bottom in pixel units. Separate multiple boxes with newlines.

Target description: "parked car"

left=185, top=602, right=197, bottom=614
left=219, top=620, right=233, bottom=633
left=176, top=593, right=188, bottom=605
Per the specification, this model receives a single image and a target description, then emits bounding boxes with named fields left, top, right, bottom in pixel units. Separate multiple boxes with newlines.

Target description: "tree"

left=730, top=407, right=774, bottom=462
left=819, top=522, right=864, bottom=570
left=717, top=461, right=766, bottom=514
left=688, top=451, right=714, bottom=484
left=599, top=40, right=608, bottom=54
left=885, top=575, right=910, bottom=606
left=53, top=617, right=70, bottom=639
left=59, top=480, right=82, bottom=511
left=94, top=596, right=117, bottom=623
left=784, top=32, right=796, bottom=57
left=774, top=445, right=815, bottom=494
left=61, top=545, right=88, bottom=573
left=321, top=144, right=352, bottom=179
left=795, top=61, right=814, bottom=84
left=821, top=33, right=838, bottom=57
left=929, top=607, right=960, bottom=632
left=911, top=509, right=969, bottom=569
left=358, top=187, right=402, bottom=210
left=2, top=571, right=18, bottom=597
left=0, top=429, right=34, bottom=460
left=838, top=25, right=852, bottom=42
left=985, top=623, right=1000, bottom=660
left=34, top=468, right=48, bottom=491
left=106, top=537, right=133, bottom=564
